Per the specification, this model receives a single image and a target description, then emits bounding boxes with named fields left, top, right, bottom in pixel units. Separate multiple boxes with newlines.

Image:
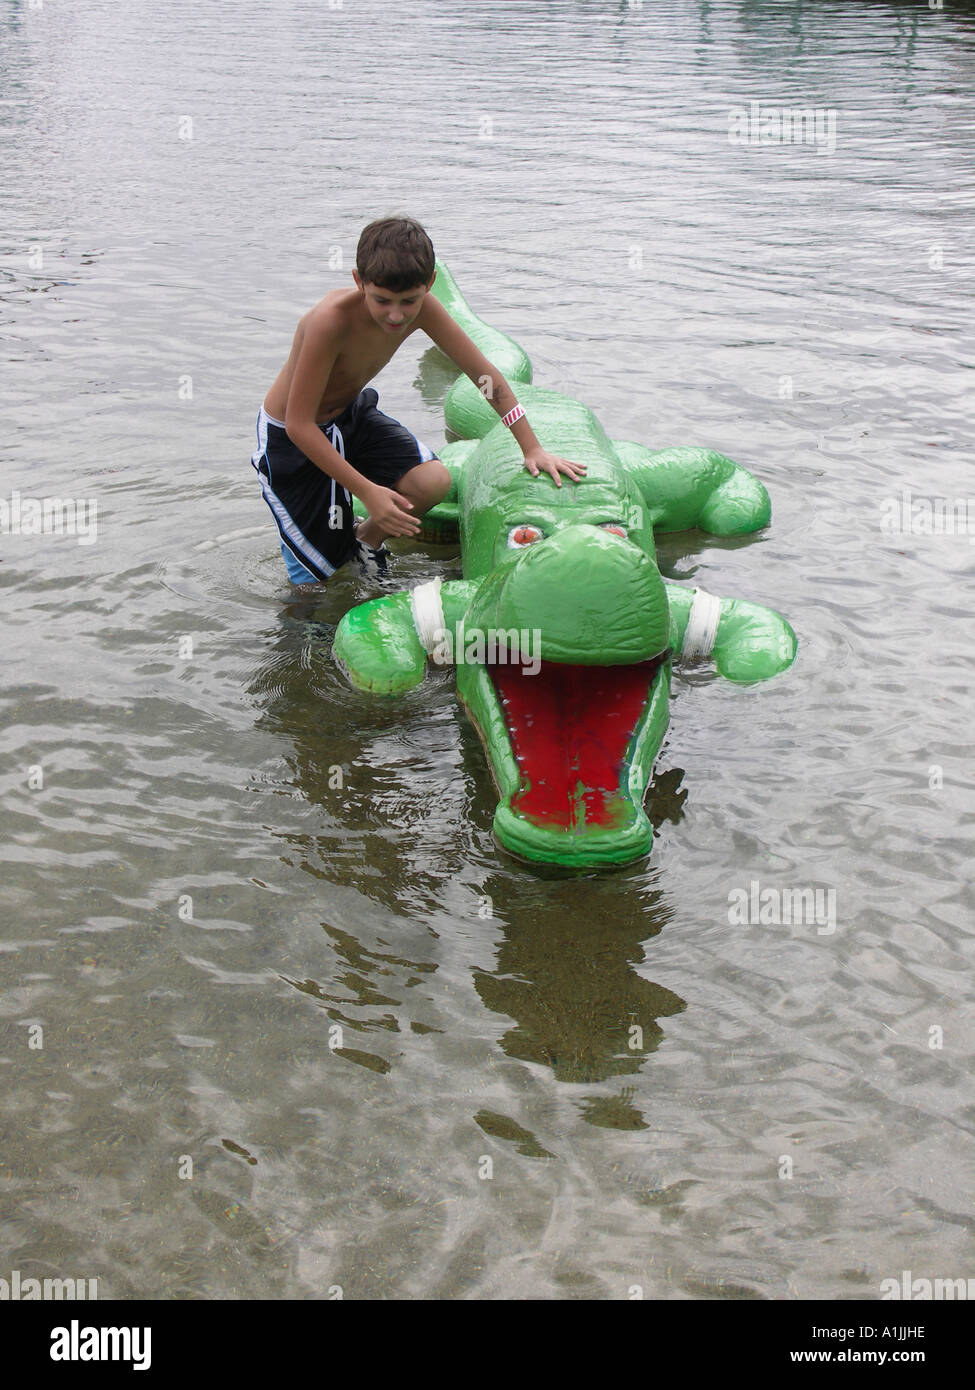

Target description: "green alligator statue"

left=333, top=261, right=797, bottom=868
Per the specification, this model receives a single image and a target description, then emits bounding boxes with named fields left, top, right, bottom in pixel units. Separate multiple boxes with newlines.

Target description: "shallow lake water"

left=1, top=0, right=974, bottom=1300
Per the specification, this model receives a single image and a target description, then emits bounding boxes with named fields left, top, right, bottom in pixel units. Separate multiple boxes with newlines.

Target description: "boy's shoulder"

left=292, top=287, right=373, bottom=360
left=301, top=286, right=360, bottom=330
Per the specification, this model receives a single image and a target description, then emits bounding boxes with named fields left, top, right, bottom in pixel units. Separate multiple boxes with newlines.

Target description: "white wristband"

left=501, top=403, right=525, bottom=429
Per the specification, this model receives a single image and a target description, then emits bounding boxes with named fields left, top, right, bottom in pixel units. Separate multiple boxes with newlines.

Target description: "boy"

left=251, top=217, right=586, bottom=584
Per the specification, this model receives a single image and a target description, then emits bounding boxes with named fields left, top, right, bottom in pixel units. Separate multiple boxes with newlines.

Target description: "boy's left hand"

left=522, top=450, right=587, bottom=487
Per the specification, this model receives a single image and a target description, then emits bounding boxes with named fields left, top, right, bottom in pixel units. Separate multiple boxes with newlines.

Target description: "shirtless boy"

left=251, top=216, right=585, bottom=584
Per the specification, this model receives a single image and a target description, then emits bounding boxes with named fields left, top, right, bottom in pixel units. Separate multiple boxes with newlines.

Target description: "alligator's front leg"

left=666, top=582, right=797, bottom=682
left=333, top=579, right=478, bottom=693
left=614, top=441, right=772, bottom=537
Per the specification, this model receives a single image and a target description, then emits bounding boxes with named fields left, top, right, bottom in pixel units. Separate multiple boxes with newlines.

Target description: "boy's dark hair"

left=356, top=217, right=435, bottom=291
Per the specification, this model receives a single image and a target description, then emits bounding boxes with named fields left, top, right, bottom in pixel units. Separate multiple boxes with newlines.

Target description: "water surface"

left=1, top=0, right=974, bottom=1299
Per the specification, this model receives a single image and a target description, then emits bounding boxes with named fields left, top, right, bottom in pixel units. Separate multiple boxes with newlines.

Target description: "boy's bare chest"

left=323, top=325, right=418, bottom=409
left=333, top=338, right=398, bottom=385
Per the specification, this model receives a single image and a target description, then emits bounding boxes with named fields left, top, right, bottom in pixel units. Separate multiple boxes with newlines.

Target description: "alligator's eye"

left=508, top=524, right=544, bottom=548
left=601, top=523, right=627, bottom=538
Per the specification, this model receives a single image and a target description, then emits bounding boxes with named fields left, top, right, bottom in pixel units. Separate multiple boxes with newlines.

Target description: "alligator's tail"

left=430, top=260, right=533, bottom=390
left=431, top=260, right=544, bottom=441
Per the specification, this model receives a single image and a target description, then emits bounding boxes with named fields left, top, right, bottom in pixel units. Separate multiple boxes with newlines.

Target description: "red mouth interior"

left=488, top=654, right=667, bottom=830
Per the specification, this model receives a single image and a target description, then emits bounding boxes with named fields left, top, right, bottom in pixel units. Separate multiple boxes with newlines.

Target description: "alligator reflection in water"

left=250, top=618, right=689, bottom=1121
left=473, top=876, right=687, bottom=1091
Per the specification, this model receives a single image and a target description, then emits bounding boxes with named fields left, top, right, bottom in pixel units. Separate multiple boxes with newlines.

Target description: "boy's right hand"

left=362, top=486, right=421, bottom=537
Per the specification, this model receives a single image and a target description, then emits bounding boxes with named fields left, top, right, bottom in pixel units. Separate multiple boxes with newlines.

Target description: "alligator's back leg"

left=613, top=441, right=771, bottom=537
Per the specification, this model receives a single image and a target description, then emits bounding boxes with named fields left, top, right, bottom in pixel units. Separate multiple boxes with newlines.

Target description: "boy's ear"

left=352, top=269, right=363, bottom=290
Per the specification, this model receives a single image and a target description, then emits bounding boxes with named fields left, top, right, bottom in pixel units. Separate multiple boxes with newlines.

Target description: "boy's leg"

left=251, top=407, right=357, bottom=585
left=279, top=538, right=321, bottom=586
left=344, top=391, right=450, bottom=553
left=356, top=457, right=451, bottom=549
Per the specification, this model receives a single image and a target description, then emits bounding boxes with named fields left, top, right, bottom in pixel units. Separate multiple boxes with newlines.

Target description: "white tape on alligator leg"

left=681, top=587, right=722, bottom=659
left=410, top=577, right=447, bottom=656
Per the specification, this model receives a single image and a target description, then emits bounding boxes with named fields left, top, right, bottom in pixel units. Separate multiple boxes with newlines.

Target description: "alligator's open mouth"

left=488, top=649, right=671, bottom=831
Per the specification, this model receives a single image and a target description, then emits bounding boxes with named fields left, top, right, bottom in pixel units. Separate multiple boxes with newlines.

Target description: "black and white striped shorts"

left=250, top=388, right=436, bottom=582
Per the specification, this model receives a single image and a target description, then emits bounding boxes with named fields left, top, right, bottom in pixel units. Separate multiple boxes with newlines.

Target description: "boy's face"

left=353, top=271, right=434, bottom=334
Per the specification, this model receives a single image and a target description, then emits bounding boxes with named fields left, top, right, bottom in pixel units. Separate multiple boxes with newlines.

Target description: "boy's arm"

left=283, top=310, right=419, bottom=537
left=419, top=295, right=586, bottom=486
